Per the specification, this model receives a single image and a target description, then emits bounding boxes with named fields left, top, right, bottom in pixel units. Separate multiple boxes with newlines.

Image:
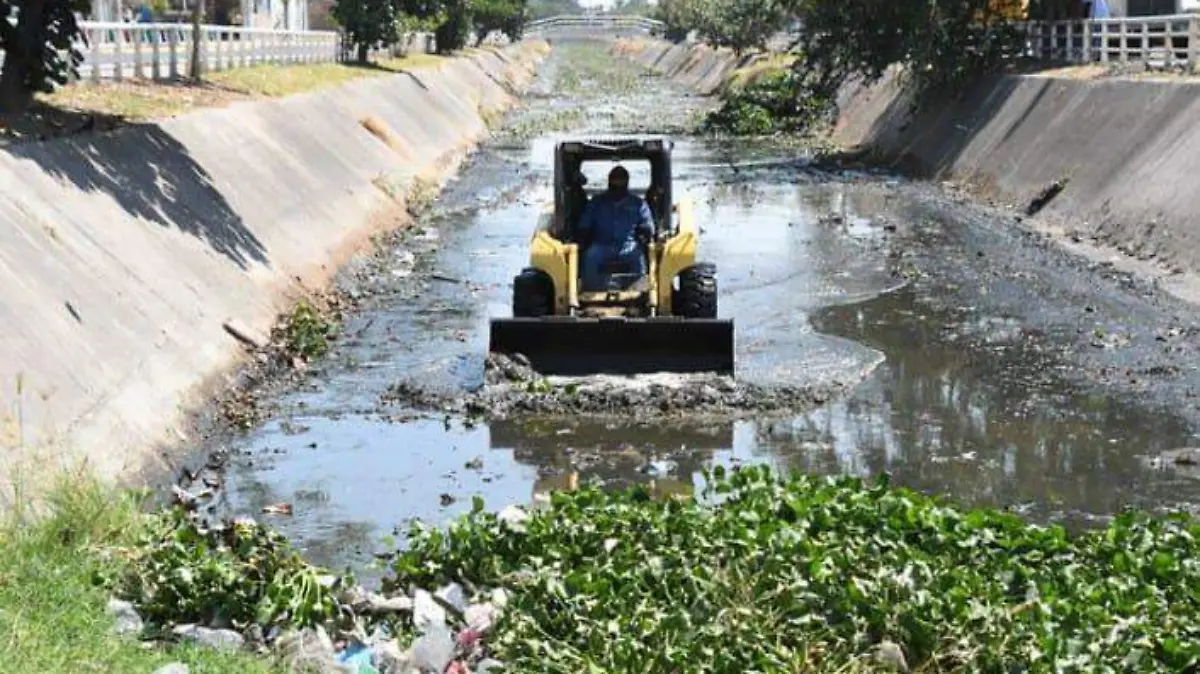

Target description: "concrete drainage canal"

left=213, top=42, right=1200, bottom=583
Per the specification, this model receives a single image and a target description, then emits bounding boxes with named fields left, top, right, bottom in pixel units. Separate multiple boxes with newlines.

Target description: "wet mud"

left=195, top=42, right=1200, bottom=579
left=380, top=353, right=840, bottom=420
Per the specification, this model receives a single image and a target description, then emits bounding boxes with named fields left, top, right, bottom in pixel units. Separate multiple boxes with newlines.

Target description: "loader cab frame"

left=552, top=137, right=675, bottom=242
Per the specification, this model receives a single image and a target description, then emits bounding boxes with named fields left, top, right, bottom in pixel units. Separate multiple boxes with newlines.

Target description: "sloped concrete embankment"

left=0, top=41, right=548, bottom=489
left=832, top=71, right=1200, bottom=275
left=619, top=37, right=1200, bottom=277
left=612, top=40, right=745, bottom=94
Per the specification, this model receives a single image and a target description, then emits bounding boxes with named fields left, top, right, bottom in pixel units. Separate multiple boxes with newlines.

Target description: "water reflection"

left=761, top=284, right=1200, bottom=522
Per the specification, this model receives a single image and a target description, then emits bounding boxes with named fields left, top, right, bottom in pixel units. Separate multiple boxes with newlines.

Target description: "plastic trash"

left=413, top=589, right=446, bottom=633
left=436, top=583, right=467, bottom=613
left=338, top=643, right=381, bottom=674
left=411, top=623, right=455, bottom=673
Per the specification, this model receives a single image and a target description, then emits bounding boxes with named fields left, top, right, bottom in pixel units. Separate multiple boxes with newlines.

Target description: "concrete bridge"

left=523, top=14, right=664, bottom=40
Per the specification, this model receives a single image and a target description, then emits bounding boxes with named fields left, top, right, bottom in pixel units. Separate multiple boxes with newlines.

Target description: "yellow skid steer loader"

left=488, top=136, right=734, bottom=375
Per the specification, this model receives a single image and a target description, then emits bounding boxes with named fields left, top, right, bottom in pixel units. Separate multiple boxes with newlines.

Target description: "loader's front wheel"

left=674, top=263, right=718, bottom=319
left=513, top=268, right=553, bottom=317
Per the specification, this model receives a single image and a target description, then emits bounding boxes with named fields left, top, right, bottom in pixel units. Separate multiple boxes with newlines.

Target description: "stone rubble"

left=106, top=598, right=144, bottom=636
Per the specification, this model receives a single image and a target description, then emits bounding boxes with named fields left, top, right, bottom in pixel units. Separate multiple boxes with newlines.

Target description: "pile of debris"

left=381, top=353, right=838, bottom=420
left=113, top=580, right=508, bottom=674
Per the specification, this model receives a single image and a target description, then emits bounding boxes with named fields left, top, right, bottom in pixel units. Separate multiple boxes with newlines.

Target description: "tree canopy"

left=333, top=0, right=529, bottom=60
left=666, top=0, right=1029, bottom=134
left=0, top=0, right=91, bottom=112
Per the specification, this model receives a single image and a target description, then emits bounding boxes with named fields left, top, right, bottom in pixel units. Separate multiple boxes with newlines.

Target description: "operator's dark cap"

left=609, top=166, right=629, bottom=182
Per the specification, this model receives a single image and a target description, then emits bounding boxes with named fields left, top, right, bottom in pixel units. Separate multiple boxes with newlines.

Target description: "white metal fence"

left=0, top=22, right=438, bottom=83
left=578, top=11, right=1199, bottom=71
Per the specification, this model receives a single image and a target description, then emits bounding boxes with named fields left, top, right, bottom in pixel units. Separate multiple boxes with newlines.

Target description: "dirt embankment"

left=616, top=38, right=1200, bottom=294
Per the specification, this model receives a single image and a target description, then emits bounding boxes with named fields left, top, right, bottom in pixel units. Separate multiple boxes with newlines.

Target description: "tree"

left=331, top=0, right=406, bottom=63
left=705, top=0, right=789, bottom=55
left=609, top=0, right=652, bottom=14
left=526, top=0, right=583, bottom=20
left=396, top=0, right=446, bottom=50
left=655, top=0, right=713, bottom=43
left=794, top=0, right=1023, bottom=98
left=0, top=0, right=91, bottom=113
left=470, top=0, right=527, bottom=43
left=433, top=0, right=470, bottom=52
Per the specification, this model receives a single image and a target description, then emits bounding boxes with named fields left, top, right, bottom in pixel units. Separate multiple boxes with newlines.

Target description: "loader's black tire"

left=513, top=268, right=553, bottom=318
left=674, top=263, right=718, bottom=319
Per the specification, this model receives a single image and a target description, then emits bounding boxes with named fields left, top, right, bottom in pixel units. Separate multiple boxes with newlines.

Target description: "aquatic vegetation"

left=389, top=465, right=1200, bottom=672
left=107, top=509, right=348, bottom=631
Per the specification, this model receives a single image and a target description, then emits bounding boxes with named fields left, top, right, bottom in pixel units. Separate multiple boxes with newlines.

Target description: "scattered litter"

left=262, top=503, right=294, bottom=516
left=173, top=624, right=245, bottom=652
left=413, top=589, right=447, bottom=633
left=410, top=623, right=455, bottom=672
left=436, top=582, right=467, bottom=613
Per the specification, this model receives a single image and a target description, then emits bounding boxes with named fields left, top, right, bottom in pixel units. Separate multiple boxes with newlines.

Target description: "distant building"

left=243, top=0, right=310, bottom=30
left=88, top=0, right=310, bottom=30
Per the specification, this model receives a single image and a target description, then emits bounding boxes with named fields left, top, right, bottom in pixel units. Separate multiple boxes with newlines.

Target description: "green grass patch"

left=387, top=465, right=1200, bottom=672
left=0, top=477, right=280, bottom=674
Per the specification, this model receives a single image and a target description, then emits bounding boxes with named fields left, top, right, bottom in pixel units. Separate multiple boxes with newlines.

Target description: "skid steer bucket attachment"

left=488, top=317, right=735, bottom=376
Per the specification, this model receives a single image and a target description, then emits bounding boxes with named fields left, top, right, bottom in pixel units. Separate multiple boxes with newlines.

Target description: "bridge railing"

left=0, top=22, right=438, bottom=83
left=525, top=14, right=665, bottom=35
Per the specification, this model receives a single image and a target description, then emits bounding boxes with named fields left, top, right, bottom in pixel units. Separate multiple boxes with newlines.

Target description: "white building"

left=89, top=0, right=310, bottom=30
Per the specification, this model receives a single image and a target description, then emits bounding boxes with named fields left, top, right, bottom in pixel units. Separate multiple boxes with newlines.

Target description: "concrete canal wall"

left=0, top=41, right=548, bottom=490
left=618, top=38, right=1200, bottom=276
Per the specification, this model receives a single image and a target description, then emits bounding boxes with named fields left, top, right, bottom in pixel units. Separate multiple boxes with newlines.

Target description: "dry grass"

left=0, top=52, right=451, bottom=144
left=724, top=52, right=797, bottom=91
left=1022, top=62, right=1200, bottom=82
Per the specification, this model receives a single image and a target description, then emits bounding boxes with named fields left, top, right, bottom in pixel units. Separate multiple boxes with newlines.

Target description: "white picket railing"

left=0, top=22, right=438, bottom=83
left=1023, top=14, right=1200, bottom=68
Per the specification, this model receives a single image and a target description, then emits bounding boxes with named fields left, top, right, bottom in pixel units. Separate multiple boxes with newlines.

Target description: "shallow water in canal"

left=221, top=43, right=1200, bottom=581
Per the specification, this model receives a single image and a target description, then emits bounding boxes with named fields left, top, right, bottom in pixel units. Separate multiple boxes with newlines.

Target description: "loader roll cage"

left=486, top=133, right=734, bottom=377
left=553, top=136, right=674, bottom=244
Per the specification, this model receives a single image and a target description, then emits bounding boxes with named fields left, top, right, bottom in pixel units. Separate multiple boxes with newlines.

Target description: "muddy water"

left=223, top=43, right=1200, bottom=578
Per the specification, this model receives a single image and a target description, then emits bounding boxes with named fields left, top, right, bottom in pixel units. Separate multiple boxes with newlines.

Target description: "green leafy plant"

left=110, top=509, right=348, bottom=631
left=283, top=301, right=332, bottom=361
left=704, top=69, right=831, bottom=136
left=387, top=466, right=1200, bottom=672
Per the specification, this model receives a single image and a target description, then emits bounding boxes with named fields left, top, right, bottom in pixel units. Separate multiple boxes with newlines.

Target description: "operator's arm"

left=637, top=198, right=655, bottom=240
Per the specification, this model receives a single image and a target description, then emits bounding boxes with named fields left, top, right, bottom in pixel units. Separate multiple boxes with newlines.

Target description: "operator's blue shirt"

left=578, top=193, right=654, bottom=253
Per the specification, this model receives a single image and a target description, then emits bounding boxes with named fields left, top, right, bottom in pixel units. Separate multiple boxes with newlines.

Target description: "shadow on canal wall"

left=618, top=37, right=1200, bottom=278
left=0, top=41, right=549, bottom=493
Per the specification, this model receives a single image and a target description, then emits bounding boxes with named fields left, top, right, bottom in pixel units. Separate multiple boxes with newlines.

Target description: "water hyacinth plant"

left=387, top=465, right=1200, bottom=673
